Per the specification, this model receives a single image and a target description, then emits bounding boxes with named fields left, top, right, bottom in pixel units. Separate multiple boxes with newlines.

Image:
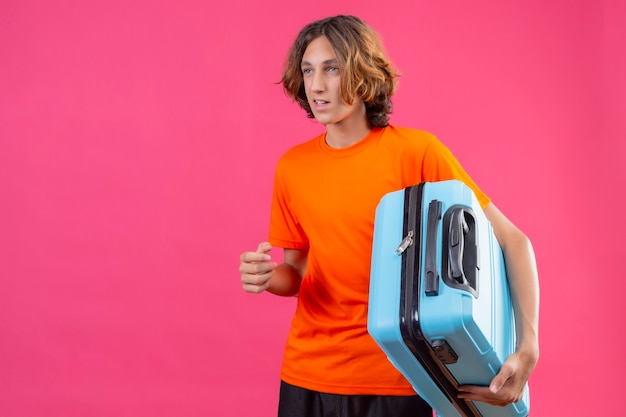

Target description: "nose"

left=310, top=70, right=325, bottom=93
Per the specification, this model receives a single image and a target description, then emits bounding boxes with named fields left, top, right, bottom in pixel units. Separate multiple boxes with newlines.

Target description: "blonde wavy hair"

left=281, top=15, right=399, bottom=127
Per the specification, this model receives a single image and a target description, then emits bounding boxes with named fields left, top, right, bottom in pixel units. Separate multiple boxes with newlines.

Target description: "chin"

left=313, top=116, right=333, bottom=125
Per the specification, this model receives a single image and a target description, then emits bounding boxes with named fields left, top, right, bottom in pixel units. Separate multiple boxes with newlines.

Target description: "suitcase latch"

left=395, top=230, right=414, bottom=255
left=431, top=339, right=459, bottom=364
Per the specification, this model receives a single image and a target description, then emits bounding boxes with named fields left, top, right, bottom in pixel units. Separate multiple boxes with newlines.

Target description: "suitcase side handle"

left=424, top=200, right=442, bottom=296
left=442, top=206, right=479, bottom=297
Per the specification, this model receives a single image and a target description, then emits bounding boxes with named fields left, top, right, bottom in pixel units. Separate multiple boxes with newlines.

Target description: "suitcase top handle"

left=441, top=205, right=479, bottom=298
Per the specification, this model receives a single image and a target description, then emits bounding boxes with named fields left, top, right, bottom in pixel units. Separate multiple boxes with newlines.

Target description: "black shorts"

left=278, top=381, right=433, bottom=417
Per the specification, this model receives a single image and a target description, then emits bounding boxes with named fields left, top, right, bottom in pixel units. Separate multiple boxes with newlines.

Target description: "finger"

left=241, top=268, right=274, bottom=293
left=240, top=250, right=272, bottom=263
left=242, top=281, right=271, bottom=294
left=240, top=259, right=277, bottom=275
left=242, top=270, right=274, bottom=286
left=459, top=381, right=522, bottom=406
left=457, top=386, right=510, bottom=407
left=457, top=384, right=488, bottom=395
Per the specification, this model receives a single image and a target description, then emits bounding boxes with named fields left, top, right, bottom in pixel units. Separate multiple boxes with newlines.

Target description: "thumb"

left=490, top=362, right=515, bottom=393
left=257, top=242, right=273, bottom=255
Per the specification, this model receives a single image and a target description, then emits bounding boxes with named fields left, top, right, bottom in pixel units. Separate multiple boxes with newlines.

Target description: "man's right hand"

left=239, top=242, right=277, bottom=294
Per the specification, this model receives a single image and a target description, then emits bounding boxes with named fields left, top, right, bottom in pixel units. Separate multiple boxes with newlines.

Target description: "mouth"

left=312, top=99, right=329, bottom=109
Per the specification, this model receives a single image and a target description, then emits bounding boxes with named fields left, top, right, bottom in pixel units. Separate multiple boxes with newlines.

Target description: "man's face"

left=300, top=36, right=365, bottom=128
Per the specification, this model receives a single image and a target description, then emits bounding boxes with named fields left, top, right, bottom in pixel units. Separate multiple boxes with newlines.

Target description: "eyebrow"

left=301, top=58, right=339, bottom=67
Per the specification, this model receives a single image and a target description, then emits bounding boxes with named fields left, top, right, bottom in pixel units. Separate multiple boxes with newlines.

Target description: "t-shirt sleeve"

left=422, top=138, right=491, bottom=209
left=268, top=159, right=310, bottom=249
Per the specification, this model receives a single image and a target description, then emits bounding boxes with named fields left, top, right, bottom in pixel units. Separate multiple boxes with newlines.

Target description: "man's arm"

left=267, top=247, right=308, bottom=296
left=458, top=202, right=540, bottom=405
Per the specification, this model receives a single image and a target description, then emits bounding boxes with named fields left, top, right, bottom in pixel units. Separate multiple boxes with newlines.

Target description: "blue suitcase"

left=367, top=180, right=529, bottom=417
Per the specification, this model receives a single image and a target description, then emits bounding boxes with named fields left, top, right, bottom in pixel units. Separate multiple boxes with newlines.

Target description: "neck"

left=324, top=117, right=372, bottom=149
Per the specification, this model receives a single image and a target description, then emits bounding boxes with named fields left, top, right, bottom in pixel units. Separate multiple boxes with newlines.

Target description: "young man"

left=239, top=15, right=539, bottom=417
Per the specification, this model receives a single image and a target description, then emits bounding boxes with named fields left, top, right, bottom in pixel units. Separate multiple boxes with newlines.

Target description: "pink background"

left=1, top=0, right=624, bottom=416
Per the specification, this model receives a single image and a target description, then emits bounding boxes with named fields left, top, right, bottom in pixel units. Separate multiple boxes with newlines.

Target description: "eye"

left=327, top=66, right=339, bottom=72
left=302, top=68, right=312, bottom=75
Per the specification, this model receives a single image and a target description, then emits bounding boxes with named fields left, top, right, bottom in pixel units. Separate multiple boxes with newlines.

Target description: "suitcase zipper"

left=395, top=182, right=420, bottom=255
left=395, top=230, right=414, bottom=255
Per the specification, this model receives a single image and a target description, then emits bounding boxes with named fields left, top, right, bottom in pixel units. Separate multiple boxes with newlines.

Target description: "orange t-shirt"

left=269, top=126, right=490, bottom=395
